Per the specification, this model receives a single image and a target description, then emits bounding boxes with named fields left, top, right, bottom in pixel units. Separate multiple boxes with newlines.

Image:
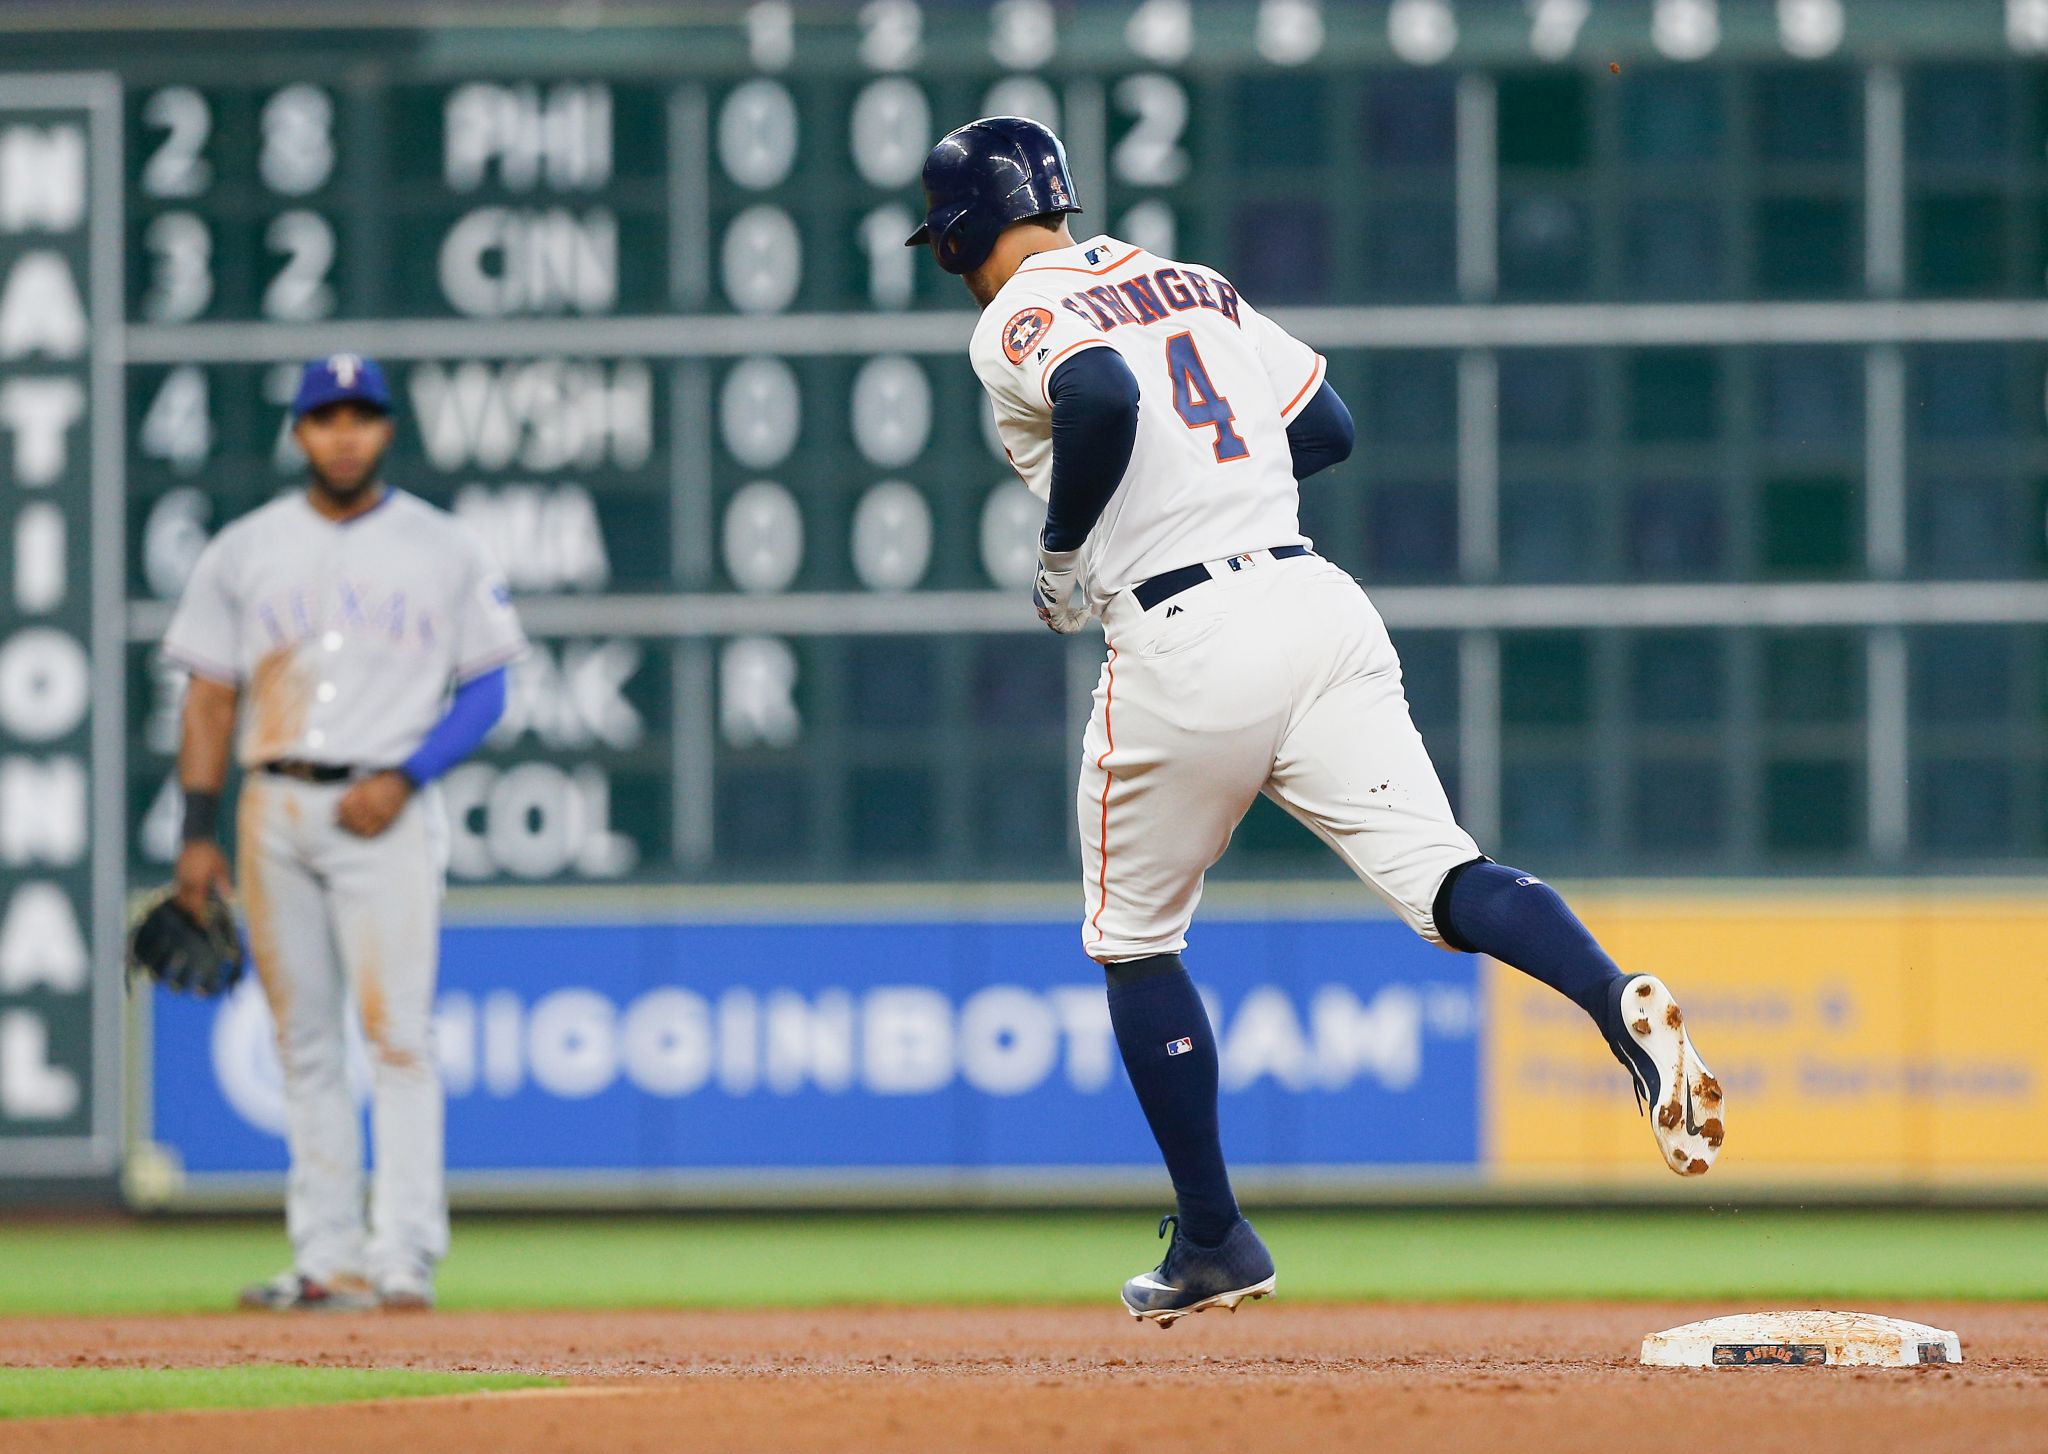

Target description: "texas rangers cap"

left=292, top=353, right=392, bottom=419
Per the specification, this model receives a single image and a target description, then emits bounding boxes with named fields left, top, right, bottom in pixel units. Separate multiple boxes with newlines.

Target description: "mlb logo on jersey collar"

left=1225, top=553, right=1257, bottom=572
left=1084, top=243, right=1110, bottom=265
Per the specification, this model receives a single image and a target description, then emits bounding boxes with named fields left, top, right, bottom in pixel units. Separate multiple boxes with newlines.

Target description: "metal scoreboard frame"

left=0, top=72, right=124, bottom=1178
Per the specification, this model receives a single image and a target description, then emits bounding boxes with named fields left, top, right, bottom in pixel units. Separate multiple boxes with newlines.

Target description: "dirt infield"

left=2, top=1303, right=2044, bottom=1453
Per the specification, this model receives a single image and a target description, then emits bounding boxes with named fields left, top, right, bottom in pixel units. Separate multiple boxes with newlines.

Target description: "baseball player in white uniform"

left=163, top=355, right=526, bottom=1310
left=909, top=118, right=1724, bottom=1326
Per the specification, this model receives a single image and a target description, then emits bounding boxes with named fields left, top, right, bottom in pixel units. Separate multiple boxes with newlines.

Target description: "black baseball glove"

left=126, top=886, right=245, bottom=997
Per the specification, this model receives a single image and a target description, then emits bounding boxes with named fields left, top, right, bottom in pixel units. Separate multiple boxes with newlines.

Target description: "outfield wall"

left=125, top=884, right=2048, bottom=1207
left=1488, top=893, right=2048, bottom=1191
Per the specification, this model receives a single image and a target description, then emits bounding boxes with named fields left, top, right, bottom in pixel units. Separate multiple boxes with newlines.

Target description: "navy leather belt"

left=1133, top=545, right=1312, bottom=612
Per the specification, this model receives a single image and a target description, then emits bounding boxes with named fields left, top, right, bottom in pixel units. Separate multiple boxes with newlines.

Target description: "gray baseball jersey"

left=162, top=487, right=526, bottom=764
left=161, top=484, right=524, bottom=1292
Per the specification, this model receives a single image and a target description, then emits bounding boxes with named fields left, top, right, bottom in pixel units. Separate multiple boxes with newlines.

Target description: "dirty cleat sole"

left=237, top=1271, right=379, bottom=1312
left=1616, top=974, right=1724, bottom=1177
left=1119, top=1215, right=1277, bottom=1328
left=1124, top=1273, right=1276, bottom=1329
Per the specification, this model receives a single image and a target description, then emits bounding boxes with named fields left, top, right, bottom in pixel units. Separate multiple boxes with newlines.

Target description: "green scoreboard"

left=48, top=0, right=2048, bottom=885
left=5, top=0, right=2048, bottom=1170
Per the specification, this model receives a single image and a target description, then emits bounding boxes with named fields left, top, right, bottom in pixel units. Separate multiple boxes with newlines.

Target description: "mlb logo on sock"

left=1165, top=1037, right=1194, bottom=1056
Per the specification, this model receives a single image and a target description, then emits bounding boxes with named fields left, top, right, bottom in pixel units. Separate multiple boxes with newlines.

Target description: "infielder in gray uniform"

left=163, top=355, right=526, bottom=1310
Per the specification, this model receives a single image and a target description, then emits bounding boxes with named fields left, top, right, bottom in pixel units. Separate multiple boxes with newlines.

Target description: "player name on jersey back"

left=969, top=235, right=1326, bottom=611
left=1055, top=248, right=1242, bottom=334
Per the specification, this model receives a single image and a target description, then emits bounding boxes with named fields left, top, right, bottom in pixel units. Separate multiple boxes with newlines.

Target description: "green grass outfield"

left=0, top=1366, right=555, bottom=1420
left=0, top=1209, right=2042, bottom=1316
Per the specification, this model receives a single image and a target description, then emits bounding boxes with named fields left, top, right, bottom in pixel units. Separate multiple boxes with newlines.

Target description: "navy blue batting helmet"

left=904, top=116, right=1083, bottom=276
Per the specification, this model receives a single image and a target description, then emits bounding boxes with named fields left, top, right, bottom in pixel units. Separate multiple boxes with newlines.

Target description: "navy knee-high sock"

left=1105, top=954, right=1239, bottom=1246
left=1435, top=860, right=1626, bottom=1026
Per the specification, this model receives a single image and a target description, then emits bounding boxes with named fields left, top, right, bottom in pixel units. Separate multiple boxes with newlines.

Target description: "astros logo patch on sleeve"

left=1002, top=306, right=1054, bottom=365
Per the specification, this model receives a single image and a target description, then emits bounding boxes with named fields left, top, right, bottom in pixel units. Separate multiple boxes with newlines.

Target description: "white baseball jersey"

left=970, top=234, right=1326, bottom=610
left=162, top=488, right=527, bottom=768
left=963, top=236, right=1478, bottom=963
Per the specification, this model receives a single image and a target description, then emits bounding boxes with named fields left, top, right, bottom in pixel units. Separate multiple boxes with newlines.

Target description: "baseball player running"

left=907, top=119, right=1725, bottom=1327
left=162, top=355, right=526, bottom=1310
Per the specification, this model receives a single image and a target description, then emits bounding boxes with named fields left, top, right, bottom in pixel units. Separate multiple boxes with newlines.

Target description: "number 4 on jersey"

left=1165, top=331, right=1250, bottom=462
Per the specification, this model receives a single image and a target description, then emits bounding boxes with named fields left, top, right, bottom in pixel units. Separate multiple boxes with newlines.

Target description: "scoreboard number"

left=137, top=366, right=212, bottom=476
left=1112, top=74, right=1189, bottom=188
left=857, top=0, right=923, bottom=71
left=2014, top=0, right=2048, bottom=51
left=989, top=0, right=1056, bottom=70
left=1388, top=0, right=1457, bottom=65
left=1528, top=0, right=1591, bottom=61
left=1256, top=0, right=1325, bottom=67
left=851, top=480, right=932, bottom=591
left=261, top=210, right=337, bottom=321
left=139, top=85, right=210, bottom=199
left=723, top=481, right=804, bottom=594
left=258, top=83, right=335, bottom=196
left=140, top=487, right=212, bottom=602
left=850, top=77, right=930, bottom=187
left=850, top=355, right=930, bottom=468
left=720, top=357, right=801, bottom=470
left=1778, top=0, right=1845, bottom=59
left=1126, top=0, right=1194, bottom=65
left=139, top=211, right=211, bottom=323
left=1653, top=0, right=1721, bottom=61
left=745, top=1, right=796, bottom=71
left=718, top=79, right=799, bottom=191
left=720, top=204, right=801, bottom=314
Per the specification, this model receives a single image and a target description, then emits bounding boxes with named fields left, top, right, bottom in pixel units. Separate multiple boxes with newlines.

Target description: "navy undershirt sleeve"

left=1285, top=380, right=1355, bottom=480
left=1040, top=346, right=1142, bottom=553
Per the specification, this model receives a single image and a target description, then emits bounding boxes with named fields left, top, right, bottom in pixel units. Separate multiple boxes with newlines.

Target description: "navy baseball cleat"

left=1120, top=1215, right=1276, bottom=1328
left=1604, top=973, right=1725, bottom=1177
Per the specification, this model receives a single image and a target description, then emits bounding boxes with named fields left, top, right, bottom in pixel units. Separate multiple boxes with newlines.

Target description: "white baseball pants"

left=1078, top=552, right=1480, bottom=961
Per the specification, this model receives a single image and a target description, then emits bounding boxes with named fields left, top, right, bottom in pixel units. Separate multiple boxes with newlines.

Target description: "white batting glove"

left=1031, top=546, right=1090, bottom=634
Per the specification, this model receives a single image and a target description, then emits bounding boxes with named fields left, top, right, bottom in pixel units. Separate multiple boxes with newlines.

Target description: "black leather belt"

left=260, top=760, right=358, bottom=784
left=1133, top=544, right=1312, bottom=612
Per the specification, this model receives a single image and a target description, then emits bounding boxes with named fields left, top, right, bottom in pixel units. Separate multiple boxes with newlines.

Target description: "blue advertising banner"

left=146, top=915, right=1481, bottom=1193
